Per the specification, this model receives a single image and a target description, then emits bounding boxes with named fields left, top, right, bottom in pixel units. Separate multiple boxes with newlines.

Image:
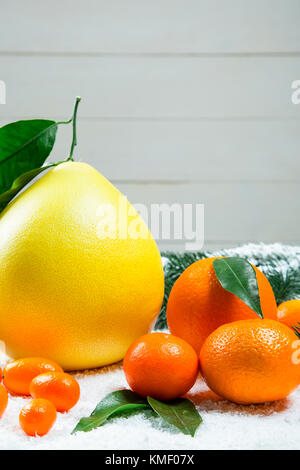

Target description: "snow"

left=0, top=243, right=300, bottom=450
left=1, top=359, right=300, bottom=450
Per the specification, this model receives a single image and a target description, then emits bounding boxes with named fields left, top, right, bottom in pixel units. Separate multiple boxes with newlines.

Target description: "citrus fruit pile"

left=0, top=357, right=80, bottom=436
left=123, top=257, right=300, bottom=406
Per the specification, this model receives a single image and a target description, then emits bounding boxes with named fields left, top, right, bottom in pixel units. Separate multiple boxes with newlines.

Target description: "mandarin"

left=200, top=319, right=300, bottom=404
left=167, top=257, right=277, bottom=354
left=277, top=300, right=300, bottom=329
left=123, top=332, right=198, bottom=400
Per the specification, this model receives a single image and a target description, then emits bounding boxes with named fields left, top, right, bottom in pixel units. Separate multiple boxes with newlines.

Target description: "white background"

left=0, top=0, right=299, bottom=250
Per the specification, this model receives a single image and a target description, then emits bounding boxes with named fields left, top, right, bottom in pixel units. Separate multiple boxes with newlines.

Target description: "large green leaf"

left=72, top=390, right=149, bottom=434
left=0, top=163, right=57, bottom=212
left=0, top=119, right=58, bottom=193
left=213, top=257, right=263, bottom=318
left=147, top=397, right=202, bottom=437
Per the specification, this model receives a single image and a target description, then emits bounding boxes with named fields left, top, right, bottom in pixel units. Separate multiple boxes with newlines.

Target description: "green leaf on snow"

left=147, top=396, right=202, bottom=437
left=72, top=390, right=149, bottom=434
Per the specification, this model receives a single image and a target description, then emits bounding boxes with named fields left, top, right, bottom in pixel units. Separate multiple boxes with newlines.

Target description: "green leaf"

left=72, top=390, right=149, bottom=434
left=0, top=163, right=56, bottom=212
left=147, top=396, right=202, bottom=437
left=213, top=257, right=263, bottom=318
left=0, top=119, right=58, bottom=193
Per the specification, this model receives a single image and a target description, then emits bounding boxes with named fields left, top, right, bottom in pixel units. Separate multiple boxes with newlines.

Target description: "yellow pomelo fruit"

left=0, top=162, right=164, bottom=370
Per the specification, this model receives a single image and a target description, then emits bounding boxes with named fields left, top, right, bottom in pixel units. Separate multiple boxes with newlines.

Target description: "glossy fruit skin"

left=200, top=319, right=300, bottom=404
left=0, top=162, right=164, bottom=370
left=277, top=300, right=300, bottom=328
left=3, top=357, right=63, bottom=395
left=0, top=384, right=8, bottom=418
left=167, top=257, right=277, bottom=354
left=19, top=398, right=56, bottom=436
left=30, top=371, right=80, bottom=412
left=123, top=332, right=199, bottom=400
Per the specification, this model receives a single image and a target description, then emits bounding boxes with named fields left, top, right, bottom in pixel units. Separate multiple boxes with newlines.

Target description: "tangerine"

left=123, top=332, right=198, bottom=400
left=200, top=319, right=300, bottom=404
left=167, top=257, right=277, bottom=354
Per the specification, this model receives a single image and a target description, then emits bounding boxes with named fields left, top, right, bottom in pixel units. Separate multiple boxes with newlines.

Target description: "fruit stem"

left=67, top=96, right=81, bottom=161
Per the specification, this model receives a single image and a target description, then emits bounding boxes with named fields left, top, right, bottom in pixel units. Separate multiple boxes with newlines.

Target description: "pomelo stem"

left=68, top=96, right=81, bottom=161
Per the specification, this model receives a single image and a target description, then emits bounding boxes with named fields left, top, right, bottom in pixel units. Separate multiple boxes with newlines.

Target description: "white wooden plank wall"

left=0, top=0, right=299, bottom=250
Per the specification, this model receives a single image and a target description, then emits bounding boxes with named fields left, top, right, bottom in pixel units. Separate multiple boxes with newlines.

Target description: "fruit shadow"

left=186, top=376, right=290, bottom=416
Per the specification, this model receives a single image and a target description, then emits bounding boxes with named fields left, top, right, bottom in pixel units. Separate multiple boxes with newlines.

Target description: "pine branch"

left=292, top=323, right=300, bottom=340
